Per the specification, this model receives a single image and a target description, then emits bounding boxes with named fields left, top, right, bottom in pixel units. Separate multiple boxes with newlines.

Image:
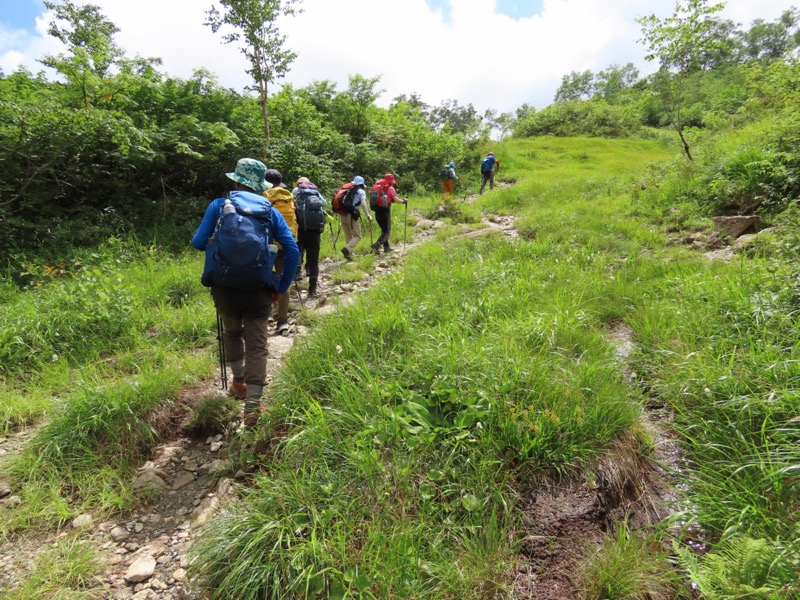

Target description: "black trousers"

left=374, top=207, right=391, bottom=247
left=297, top=228, right=322, bottom=278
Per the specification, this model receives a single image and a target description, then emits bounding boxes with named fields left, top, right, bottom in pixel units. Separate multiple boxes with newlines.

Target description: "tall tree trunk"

left=259, top=79, right=270, bottom=158
left=676, top=126, right=693, bottom=162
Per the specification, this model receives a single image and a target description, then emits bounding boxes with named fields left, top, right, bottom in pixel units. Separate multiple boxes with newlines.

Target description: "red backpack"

left=332, top=182, right=360, bottom=216
left=369, top=180, right=390, bottom=210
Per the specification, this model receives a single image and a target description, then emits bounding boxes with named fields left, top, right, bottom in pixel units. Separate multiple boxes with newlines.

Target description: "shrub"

left=514, top=100, right=641, bottom=138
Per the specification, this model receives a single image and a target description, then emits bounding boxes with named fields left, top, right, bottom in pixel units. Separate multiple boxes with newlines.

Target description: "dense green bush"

left=513, top=99, right=641, bottom=138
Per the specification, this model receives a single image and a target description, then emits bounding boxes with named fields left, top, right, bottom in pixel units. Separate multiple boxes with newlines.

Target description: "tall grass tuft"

left=575, top=524, right=677, bottom=600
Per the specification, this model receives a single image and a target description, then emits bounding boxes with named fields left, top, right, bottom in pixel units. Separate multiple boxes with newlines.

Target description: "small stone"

left=4, top=495, right=21, bottom=508
left=110, top=526, right=130, bottom=542
left=132, top=471, right=167, bottom=496
left=712, top=215, right=758, bottom=238
left=216, top=478, right=233, bottom=498
left=173, top=568, right=187, bottom=582
left=191, top=496, right=220, bottom=526
left=150, top=578, right=167, bottom=590
left=172, top=471, right=195, bottom=491
left=0, top=481, right=11, bottom=498
left=125, top=542, right=139, bottom=552
left=71, top=514, right=93, bottom=529
left=134, top=522, right=144, bottom=533
left=125, top=554, right=156, bottom=583
left=209, top=441, right=223, bottom=453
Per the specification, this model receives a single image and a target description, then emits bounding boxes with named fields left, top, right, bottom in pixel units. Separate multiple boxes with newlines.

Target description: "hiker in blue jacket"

left=479, top=152, right=500, bottom=194
left=192, top=158, right=299, bottom=426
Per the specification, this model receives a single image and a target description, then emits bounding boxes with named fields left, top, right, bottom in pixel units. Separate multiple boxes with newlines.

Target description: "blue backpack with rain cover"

left=481, top=156, right=496, bottom=174
left=204, top=191, right=278, bottom=290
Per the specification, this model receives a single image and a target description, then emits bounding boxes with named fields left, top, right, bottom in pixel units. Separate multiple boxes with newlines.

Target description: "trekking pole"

left=216, top=308, right=227, bottom=392
left=368, top=216, right=374, bottom=246
left=403, top=200, right=408, bottom=251
left=293, top=278, right=306, bottom=310
left=329, top=219, right=344, bottom=285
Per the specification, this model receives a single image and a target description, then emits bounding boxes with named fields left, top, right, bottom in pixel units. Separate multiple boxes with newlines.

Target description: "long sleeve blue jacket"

left=192, top=190, right=300, bottom=294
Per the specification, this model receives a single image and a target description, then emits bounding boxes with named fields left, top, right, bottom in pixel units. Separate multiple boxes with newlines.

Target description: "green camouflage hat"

left=226, top=158, right=273, bottom=192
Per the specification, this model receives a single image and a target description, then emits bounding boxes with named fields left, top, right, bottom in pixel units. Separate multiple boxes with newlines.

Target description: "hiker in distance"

left=370, top=173, right=407, bottom=254
left=191, top=158, right=299, bottom=426
left=265, top=169, right=298, bottom=336
left=332, top=175, right=372, bottom=260
left=291, top=177, right=327, bottom=298
left=479, top=152, right=500, bottom=194
left=439, top=161, right=459, bottom=200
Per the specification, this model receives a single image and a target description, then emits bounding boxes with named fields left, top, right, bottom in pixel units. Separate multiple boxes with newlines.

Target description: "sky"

left=0, top=0, right=795, bottom=114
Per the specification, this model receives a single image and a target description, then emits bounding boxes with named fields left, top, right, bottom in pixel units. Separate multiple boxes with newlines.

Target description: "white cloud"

left=0, top=13, right=61, bottom=75
left=1, top=0, right=795, bottom=112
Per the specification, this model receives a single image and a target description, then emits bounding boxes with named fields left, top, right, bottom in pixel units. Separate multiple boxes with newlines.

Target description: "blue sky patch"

left=1, top=0, right=44, bottom=32
left=427, top=0, right=542, bottom=21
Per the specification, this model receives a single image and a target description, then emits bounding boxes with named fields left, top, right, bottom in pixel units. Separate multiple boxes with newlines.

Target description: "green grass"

left=7, top=534, right=103, bottom=599
left=189, top=136, right=681, bottom=598
left=575, top=524, right=677, bottom=600
left=4, top=131, right=799, bottom=597
left=0, top=237, right=219, bottom=535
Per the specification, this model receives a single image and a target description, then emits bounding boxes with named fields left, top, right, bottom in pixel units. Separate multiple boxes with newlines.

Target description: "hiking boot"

left=243, top=401, right=263, bottom=428
left=341, top=247, right=352, bottom=261
left=228, top=378, right=247, bottom=400
left=383, top=246, right=394, bottom=253
left=371, top=243, right=380, bottom=255
left=276, top=320, right=289, bottom=336
left=307, top=277, right=318, bottom=298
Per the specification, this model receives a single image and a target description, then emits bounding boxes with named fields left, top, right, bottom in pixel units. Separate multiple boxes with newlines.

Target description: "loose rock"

left=125, top=554, right=156, bottom=583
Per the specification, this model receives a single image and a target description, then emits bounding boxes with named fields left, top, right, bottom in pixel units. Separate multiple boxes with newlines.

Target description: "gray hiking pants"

left=211, top=286, right=271, bottom=386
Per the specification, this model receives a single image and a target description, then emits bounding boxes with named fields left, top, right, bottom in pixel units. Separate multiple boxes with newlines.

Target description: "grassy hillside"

left=2, top=134, right=799, bottom=598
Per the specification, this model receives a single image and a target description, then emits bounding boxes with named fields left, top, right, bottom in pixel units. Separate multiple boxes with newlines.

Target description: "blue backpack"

left=481, top=156, right=495, bottom=174
left=295, top=185, right=326, bottom=232
left=206, top=191, right=278, bottom=290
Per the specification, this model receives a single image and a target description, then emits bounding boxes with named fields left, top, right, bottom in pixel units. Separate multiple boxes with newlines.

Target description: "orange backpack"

left=332, top=182, right=359, bottom=216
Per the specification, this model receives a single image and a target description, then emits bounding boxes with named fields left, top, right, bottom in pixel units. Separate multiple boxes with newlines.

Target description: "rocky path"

left=0, top=199, right=518, bottom=599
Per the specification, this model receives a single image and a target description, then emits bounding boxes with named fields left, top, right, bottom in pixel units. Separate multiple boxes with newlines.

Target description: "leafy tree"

left=298, top=79, right=338, bottom=116
left=516, top=103, right=535, bottom=120
left=637, top=0, right=736, bottom=160
left=428, top=99, right=486, bottom=140
left=594, top=63, right=640, bottom=102
left=554, top=70, right=594, bottom=102
left=205, top=0, right=303, bottom=148
left=339, top=74, right=383, bottom=144
left=738, top=8, right=800, bottom=62
left=40, top=0, right=122, bottom=107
